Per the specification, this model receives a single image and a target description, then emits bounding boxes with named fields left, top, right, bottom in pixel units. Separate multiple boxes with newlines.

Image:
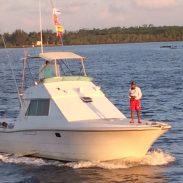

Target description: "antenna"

left=39, top=0, right=44, bottom=53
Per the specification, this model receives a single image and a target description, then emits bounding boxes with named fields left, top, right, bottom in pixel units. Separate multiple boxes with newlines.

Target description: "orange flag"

left=53, top=8, right=64, bottom=38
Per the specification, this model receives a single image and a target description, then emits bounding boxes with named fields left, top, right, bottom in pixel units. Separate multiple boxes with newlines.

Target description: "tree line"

left=1, top=25, right=183, bottom=48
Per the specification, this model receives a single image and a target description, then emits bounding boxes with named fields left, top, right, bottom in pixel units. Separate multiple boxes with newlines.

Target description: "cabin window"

left=39, top=64, right=60, bottom=80
left=26, top=99, right=50, bottom=116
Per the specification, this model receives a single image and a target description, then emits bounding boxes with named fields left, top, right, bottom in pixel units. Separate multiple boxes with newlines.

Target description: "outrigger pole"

left=1, top=35, right=23, bottom=107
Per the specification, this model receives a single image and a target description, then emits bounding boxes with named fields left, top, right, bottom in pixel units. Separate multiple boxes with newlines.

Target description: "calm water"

left=0, top=42, right=182, bottom=183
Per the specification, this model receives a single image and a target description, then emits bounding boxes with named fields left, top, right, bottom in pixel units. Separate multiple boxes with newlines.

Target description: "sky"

left=0, top=0, right=183, bottom=33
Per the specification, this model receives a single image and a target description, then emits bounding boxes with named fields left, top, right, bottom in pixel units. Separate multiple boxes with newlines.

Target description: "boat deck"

left=0, top=118, right=171, bottom=132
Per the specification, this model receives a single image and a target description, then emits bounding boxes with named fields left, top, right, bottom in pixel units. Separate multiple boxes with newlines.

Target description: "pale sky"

left=0, top=0, right=183, bottom=33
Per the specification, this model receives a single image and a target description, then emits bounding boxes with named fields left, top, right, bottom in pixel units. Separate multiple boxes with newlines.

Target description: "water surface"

left=0, top=42, right=182, bottom=182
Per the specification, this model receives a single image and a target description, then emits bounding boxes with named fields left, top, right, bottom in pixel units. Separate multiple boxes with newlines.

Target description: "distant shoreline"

left=1, top=25, right=183, bottom=48
left=1, top=41, right=182, bottom=49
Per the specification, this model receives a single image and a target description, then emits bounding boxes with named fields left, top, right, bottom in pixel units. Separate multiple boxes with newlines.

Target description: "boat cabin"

left=16, top=51, right=125, bottom=126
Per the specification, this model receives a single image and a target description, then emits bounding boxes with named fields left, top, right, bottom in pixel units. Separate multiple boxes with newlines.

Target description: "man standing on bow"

left=129, top=81, right=142, bottom=124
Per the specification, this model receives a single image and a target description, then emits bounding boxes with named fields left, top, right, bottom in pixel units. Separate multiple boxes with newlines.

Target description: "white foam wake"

left=0, top=149, right=175, bottom=169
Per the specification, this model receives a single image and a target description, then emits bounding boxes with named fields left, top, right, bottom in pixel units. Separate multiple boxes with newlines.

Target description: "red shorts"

left=130, top=99, right=141, bottom=111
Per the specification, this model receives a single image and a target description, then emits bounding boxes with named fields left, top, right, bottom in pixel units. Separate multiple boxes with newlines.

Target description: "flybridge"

left=22, top=51, right=88, bottom=91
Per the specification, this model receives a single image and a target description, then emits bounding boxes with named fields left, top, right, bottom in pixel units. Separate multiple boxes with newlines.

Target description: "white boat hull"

left=0, top=125, right=170, bottom=161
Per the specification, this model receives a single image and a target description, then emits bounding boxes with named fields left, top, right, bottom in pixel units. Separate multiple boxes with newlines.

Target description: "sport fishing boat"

left=0, top=51, right=171, bottom=161
left=0, top=0, right=171, bottom=161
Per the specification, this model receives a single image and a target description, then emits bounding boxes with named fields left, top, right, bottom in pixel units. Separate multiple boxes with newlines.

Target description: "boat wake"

left=0, top=149, right=175, bottom=169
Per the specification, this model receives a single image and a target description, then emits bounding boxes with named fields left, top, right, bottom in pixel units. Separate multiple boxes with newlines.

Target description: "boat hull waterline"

left=0, top=123, right=170, bottom=161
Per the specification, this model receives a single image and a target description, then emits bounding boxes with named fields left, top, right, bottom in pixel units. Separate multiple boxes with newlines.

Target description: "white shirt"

left=129, top=86, right=142, bottom=100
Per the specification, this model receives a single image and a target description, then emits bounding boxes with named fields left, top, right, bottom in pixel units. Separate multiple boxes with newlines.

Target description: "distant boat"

left=160, top=45, right=172, bottom=48
left=160, top=45, right=177, bottom=49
